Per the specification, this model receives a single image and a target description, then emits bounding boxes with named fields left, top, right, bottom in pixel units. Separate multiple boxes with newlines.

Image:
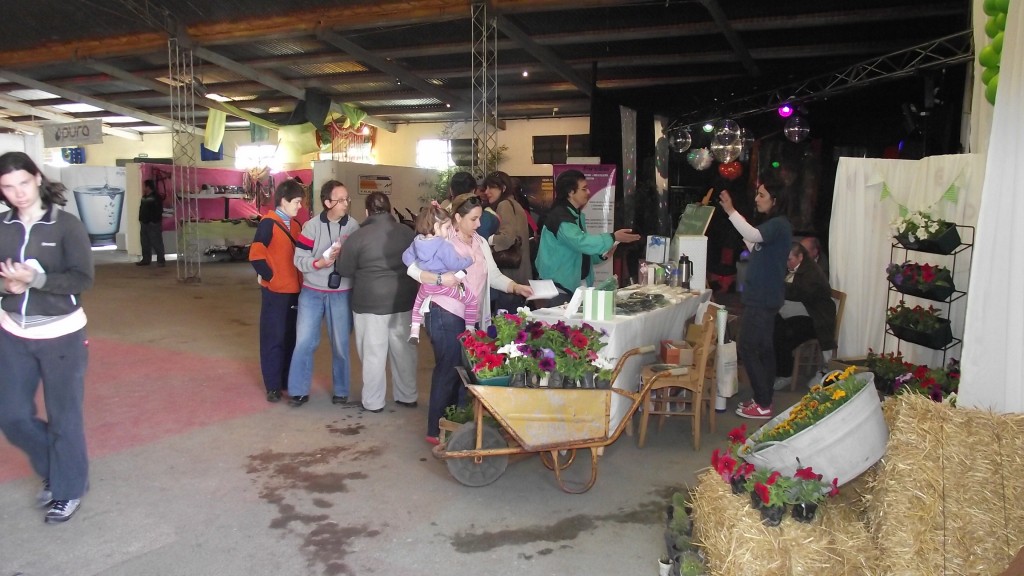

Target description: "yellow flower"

left=832, top=389, right=847, bottom=400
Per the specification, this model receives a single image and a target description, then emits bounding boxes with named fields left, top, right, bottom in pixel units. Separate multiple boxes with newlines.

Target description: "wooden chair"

left=636, top=305, right=719, bottom=450
left=790, top=289, right=847, bottom=390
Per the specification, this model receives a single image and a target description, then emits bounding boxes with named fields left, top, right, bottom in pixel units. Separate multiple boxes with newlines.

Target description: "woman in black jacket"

left=0, top=151, right=94, bottom=523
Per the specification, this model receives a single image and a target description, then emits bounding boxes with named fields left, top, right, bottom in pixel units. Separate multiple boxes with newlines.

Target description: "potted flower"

left=752, top=366, right=868, bottom=444
left=893, top=357, right=960, bottom=405
left=744, top=469, right=792, bottom=526
left=711, top=425, right=756, bottom=494
left=886, top=302, right=953, bottom=349
left=886, top=261, right=956, bottom=301
left=531, top=319, right=613, bottom=388
left=785, top=466, right=839, bottom=523
left=866, top=349, right=911, bottom=394
left=890, top=210, right=961, bottom=254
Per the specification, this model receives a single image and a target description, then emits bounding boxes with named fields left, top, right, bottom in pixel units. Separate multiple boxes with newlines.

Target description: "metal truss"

left=168, top=37, right=202, bottom=283
left=666, top=30, right=974, bottom=132
left=471, top=2, right=498, bottom=177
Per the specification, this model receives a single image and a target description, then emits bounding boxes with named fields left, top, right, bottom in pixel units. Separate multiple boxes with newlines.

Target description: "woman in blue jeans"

left=719, top=181, right=791, bottom=420
left=408, top=192, right=533, bottom=445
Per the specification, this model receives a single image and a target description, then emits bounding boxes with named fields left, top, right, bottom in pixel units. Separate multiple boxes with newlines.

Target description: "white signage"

left=43, top=120, right=103, bottom=148
left=357, top=175, right=392, bottom=195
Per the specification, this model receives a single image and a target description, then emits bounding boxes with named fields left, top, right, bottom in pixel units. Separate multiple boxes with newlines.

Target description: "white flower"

left=592, top=355, right=616, bottom=371
left=497, top=342, right=525, bottom=358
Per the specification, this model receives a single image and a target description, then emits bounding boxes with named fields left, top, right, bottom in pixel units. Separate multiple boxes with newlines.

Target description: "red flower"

left=828, top=477, right=840, bottom=497
left=794, top=466, right=822, bottom=481
left=727, top=425, right=748, bottom=445
left=570, top=332, right=589, bottom=348
left=754, top=482, right=771, bottom=503
left=766, top=471, right=781, bottom=485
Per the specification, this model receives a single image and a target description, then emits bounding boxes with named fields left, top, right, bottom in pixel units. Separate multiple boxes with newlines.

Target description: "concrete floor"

left=0, top=252, right=806, bottom=576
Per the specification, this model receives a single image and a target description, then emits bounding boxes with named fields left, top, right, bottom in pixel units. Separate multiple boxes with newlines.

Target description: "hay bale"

left=870, top=395, right=1024, bottom=574
left=691, top=471, right=876, bottom=575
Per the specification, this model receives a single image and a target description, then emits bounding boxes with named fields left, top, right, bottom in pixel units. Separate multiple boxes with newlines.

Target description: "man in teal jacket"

left=535, top=169, right=640, bottom=305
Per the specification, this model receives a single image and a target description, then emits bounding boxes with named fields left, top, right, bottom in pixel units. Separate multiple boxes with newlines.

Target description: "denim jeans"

left=286, top=288, right=352, bottom=397
left=424, top=303, right=467, bottom=437
left=738, top=304, right=779, bottom=408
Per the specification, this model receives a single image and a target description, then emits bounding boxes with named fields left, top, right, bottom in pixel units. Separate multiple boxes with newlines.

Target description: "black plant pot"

left=889, top=280, right=956, bottom=302
left=895, top=224, right=961, bottom=255
left=730, top=476, right=747, bottom=495
left=791, top=502, right=818, bottom=523
left=760, top=504, right=786, bottom=527
left=750, top=491, right=764, bottom=510
left=888, top=319, right=953, bottom=349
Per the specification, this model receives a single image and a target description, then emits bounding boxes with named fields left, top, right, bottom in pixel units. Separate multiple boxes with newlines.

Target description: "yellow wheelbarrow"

left=432, top=345, right=678, bottom=493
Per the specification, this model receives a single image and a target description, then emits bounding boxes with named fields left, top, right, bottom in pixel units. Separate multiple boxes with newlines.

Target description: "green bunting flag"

left=942, top=183, right=959, bottom=202
left=880, top=182, right=891, bottom=200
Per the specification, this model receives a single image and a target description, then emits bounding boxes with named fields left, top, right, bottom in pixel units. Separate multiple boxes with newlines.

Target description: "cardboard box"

left=661, top=340, right=694, bottom=366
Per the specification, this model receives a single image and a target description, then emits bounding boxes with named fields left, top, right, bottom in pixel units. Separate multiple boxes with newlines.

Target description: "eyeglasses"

left=451, top=193, right=480, bottom=214
left=326, top=198, right=351, bottom=206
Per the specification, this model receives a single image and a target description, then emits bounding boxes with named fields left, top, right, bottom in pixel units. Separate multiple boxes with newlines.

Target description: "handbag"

left=492, top=236, right=523, bottom=269
left=491, top=199, right=523, bottom=268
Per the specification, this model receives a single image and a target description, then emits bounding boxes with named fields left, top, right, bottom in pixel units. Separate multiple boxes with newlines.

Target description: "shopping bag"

left=583, top=287, right=615, bottom=321
left=716, top=341, right=739, bottom=397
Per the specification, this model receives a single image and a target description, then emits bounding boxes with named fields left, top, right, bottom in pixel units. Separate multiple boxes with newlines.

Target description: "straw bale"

left=691, top=471, right=875, bottom=575
left=870, top=395, right=1024, bottom=575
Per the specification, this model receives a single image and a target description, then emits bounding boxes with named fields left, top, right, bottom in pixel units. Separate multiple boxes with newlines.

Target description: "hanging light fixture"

left=784, top=115, right=810, bottom=143
left=667, top=128, right=692, bottom=153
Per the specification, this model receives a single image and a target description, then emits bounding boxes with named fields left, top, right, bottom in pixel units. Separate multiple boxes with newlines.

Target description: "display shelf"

left=884, top=224, right=973, bottom=364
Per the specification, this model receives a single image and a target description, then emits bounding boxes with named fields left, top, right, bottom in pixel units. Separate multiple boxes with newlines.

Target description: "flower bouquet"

left=891, top=210, right=961, bottom=254
left=886, top=261, right=955, bottom=301
left=886, top=302, right=953, bottom=349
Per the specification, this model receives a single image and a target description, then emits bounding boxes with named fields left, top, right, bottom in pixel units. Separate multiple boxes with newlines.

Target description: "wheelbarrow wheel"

left=446, top=423, right=509, bottom=487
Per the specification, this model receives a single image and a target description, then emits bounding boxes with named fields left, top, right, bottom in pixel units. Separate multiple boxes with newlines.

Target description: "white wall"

left=374, top=117, right=591, bottom=175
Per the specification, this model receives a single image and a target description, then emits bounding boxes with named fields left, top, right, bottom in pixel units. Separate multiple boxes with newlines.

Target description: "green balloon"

left=995, top=0, right=1009, bottom=13
left=985, top=74, right=999, bottom=105
left=986, top=16, right=1001, bottom=38
left=984, top=0, right=999, bottom=16
left=979, top=45, right=1001, bottom=68
left=996, top=12, right=1007, bottom=31
left=982, top=66, right=999, bottom=84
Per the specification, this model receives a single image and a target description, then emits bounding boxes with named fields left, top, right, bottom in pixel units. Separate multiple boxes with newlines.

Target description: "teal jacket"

left=535, top=204, right=614, bottom=293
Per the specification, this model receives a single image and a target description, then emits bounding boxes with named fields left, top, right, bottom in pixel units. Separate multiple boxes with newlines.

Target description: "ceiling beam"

left=0, top=118, right=41, bottom=134
left=0, top=69, right=195, bottom=135
left=318, top=30, right=471, bottom=112
left=698, top=0, right=759, bottom=77
left=0, top=95, right=142, bottom=141
left=494, top=14, right=592, bottom=97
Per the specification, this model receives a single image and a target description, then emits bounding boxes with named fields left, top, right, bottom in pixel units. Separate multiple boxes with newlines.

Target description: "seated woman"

left=773, top=242, right=835, bottom=389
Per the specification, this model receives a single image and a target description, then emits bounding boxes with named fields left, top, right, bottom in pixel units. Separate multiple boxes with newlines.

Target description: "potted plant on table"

left=891, top=210, right=961, bottom=254
left=886, top=302, right=953, bottom=349
left=886, top=261, right=956, bottom=301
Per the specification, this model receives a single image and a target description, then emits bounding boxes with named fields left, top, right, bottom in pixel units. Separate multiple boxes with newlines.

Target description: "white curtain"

left=960, top=1, right=1024, bottom=413
left=829, top=154, right=985, bottom=368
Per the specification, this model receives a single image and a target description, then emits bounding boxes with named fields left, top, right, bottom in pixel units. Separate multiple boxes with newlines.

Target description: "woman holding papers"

left=407, top=192, right=533, bottom=445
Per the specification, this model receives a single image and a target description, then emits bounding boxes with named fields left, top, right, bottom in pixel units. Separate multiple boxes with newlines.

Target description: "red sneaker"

left=425, top=435, right=441, bottom=446
left=736, top=402, right=773, bottom=419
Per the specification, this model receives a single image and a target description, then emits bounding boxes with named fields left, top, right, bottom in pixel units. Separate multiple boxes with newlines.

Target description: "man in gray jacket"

left=286, top=180, right=360, bottom=407
left=335, top=192, right=419, bottom=412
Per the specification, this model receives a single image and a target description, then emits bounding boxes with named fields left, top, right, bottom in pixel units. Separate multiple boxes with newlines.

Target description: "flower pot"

left=791, top=502, right=818, bottom=523
left=895, top=224, right=961, bottom=255
left=887, top=319, right=953, bottom=349
left=461, top=346, right=512, bottom=387
left=742, top=373, right=888, bottom=486
left=760, top=504, right=786, bottom=527
left=889, top=280, right=956, bottom=302
left=749, top=491, right=764, bottom=510
left=729, top=475, right=747, bottom=495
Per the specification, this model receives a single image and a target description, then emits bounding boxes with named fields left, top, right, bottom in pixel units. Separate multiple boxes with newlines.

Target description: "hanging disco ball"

left=686, top=147, right=713, bottom=170
left=714, top=119, right=742, bottom=145
left=784, top=116, right=810, bottom=143
left=710, top=141, right=742, bottom=164
left=667, top=129, right=692, bottom=153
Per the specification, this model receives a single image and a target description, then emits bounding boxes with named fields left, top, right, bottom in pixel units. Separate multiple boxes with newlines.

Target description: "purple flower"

left=515, top=330, right=528, bottom=344
left=486, top=325, right=498, bottom=339
left=539, top=357, right=555, bottom=372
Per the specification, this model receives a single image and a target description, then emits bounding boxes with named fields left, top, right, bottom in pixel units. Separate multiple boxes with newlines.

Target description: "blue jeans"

left=0, top=328, right=89, bottom=500
left=424, top=303, right=467, bottom=437
left=739, top=304, right=779, bottom=409
left=287, top=288, right=352, bottom=397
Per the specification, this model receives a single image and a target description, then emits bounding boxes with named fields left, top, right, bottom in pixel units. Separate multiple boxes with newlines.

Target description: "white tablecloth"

left=531, top=289, right=712, bottom=434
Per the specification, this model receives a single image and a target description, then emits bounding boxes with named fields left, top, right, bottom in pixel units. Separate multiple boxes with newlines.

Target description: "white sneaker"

left=773, top=376, right=792, bottom=390
left=35, top=480, right=53, bottom=508
left=45, top=499, right=81, bottom=523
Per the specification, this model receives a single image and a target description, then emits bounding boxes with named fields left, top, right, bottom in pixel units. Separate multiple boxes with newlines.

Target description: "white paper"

left=525, top=279, right=558, bottom=301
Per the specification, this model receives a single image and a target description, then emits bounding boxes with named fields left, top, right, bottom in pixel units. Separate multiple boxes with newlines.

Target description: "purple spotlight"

left=778, top=103, right=794, bottom=118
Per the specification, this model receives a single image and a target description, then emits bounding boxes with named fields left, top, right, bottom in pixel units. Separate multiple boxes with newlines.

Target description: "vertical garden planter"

left=887, top=319, right=953, bottom=349
left=895, top=224, right=961, bottom=255
left=889, top=280, right=956, bottom=302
